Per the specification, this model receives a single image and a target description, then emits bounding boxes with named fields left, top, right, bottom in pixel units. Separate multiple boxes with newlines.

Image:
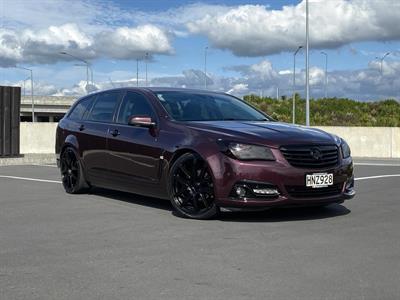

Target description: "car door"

left=80, top=90, right=122, bottom=185
left=106, top=91, right=163, bottom=193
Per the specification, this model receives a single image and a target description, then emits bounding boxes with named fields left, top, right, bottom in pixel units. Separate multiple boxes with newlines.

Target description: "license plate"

left=306, top=173, right=333, bottom=188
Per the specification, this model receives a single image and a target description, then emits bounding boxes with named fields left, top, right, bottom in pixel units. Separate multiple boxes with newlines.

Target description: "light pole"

left=16, top=67, right=34, bottom=122
left=376, top=52, right=390, bottom=75
left=60, top=52, right=90, bottom=92
left=136, top=58, right=139, bottom=87
left=321, top=51, right=328, bottom=98
left=305, top=0, right=310, bottom=126
left=204, top=46, right=208, bottom=89
left=74, top=64, right=94, bottom=85
left=293, top=46, right=302, bottom=124
left=145, top=52, right=149, bottom=86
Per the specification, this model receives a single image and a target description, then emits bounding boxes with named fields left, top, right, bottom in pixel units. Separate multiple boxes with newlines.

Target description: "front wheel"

left=169, top=153, right=219, bottom=219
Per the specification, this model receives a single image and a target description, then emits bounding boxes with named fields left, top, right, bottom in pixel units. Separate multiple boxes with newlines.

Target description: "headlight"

left=341, top=139, right=351, bottom=158
left=218, top=141, right=275, bottom=161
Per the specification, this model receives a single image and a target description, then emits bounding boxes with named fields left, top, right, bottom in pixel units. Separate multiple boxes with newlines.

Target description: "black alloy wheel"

left=60, top=147, right=88, bottom=194
left=169, top=153, right=218, bottom=219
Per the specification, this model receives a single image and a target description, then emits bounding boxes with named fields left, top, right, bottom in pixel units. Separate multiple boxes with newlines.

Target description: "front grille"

left=286, top=183, right=343, bottom=198
left=280, top=145, right=339, bottom=168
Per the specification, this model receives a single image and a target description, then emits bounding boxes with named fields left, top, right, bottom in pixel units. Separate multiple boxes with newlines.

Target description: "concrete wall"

left=20, top=122, right=58, bottom=154
left=19, top=123, right=400, bottom=158
left=316, top=127, right=400, bottom=158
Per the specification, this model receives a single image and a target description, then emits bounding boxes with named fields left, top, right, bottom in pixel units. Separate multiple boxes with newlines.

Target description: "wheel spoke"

left=178, top=165, right=191, bottom=179
left=199, top=164, right=207, bottom=180
left=191, top=157, right=198, bottom=180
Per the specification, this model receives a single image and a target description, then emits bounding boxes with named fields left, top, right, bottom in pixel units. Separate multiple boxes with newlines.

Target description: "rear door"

left=106, top=91, right=163, bottom=192
left=80, top=90, right=122, bottom=184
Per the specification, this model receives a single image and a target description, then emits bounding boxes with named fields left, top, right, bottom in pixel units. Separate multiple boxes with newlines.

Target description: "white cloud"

left=7, top=58, right=400, bottom=100
left=0, top=23, right=173, bottom=67
left=186, top=0, right=400, bottom=56
left=227, top=83, right=249, bottom=95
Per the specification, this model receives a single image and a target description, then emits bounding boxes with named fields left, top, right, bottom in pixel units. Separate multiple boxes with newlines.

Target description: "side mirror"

left=128, top=115, right=156, bottom=128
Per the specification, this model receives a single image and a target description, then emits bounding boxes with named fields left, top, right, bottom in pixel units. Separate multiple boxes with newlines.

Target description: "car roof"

left=87, top=87, right=228, bottom=97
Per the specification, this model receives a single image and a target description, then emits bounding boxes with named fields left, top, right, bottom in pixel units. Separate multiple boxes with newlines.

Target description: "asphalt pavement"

left=0, top=160, right=399, bottom=300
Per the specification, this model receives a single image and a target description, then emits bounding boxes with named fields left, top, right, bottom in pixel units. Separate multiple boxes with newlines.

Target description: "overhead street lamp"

left=60, top=52, right=90, bottom=92
left=376, top=52, right=390, bottom=75
left=321, top=51, right=328, bottom=98
left=204, top=46, right=208, bottom=89
left=305, top=0, right=310, bottom=126
left=293, top=46, right=302, bottom=124
left=16, top=66, right=34, bottom=122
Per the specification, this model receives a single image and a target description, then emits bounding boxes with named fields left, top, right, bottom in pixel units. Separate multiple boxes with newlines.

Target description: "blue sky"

left=1, top=0, right=400, bottom=99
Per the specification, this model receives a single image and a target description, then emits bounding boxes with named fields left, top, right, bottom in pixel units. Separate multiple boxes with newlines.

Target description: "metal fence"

left=0, top=86, right=21, bottom=157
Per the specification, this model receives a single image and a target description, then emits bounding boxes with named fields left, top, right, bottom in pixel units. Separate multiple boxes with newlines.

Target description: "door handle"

left=78, top=124, right=85, bottom=131
left=109, top=129, right=120, bottom=137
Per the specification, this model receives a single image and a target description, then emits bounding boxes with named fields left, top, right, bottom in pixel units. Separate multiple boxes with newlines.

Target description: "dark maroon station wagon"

left=56, top=88, right=355, bottom=219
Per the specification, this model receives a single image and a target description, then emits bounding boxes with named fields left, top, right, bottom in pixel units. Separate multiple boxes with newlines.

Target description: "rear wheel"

left=60, top=147, right=89, bottom=194
left=169, top=153, right=218, bottom=219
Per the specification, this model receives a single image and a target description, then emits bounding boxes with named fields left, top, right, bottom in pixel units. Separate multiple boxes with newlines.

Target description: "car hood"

left=186, top=121, right=339, bottom=148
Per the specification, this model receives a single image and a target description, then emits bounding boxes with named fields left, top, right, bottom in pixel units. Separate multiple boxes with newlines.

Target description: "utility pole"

left=305, top=0, right=310, bottom=126
left=204, top=46, right=208, bottom=89
left=321, top=51, right=328, bottom=98
left=293, top=46, right=302, bottom=124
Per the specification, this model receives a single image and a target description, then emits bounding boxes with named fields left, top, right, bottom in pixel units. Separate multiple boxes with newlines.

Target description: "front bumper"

left=210, top=150, right=355, bottom=209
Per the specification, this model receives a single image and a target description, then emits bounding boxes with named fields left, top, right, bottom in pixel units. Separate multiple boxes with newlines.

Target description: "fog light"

left=252, top=188, right=279, bottom=196
left=235, top=186, right=247, bottom=198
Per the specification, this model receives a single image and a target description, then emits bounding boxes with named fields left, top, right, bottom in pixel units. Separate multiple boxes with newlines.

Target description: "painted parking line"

left=355, top=174, right=400, bottom=181
left=354, top=163, right=400, bottom=167
left=31, top=164, right=58, bottom=168
left=0, top=173, right=399, bottom=185
left=0, top=175, right=61, bottom=184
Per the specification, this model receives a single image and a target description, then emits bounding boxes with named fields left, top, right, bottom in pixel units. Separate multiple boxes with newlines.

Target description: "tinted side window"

left=69, top=96, right=94, bottom=120
left=117, top=92, right=155, bottom=124
left=88, top=92, right=120, bottom=122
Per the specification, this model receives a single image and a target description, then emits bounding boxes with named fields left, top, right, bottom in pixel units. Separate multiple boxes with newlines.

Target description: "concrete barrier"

left=20, top=122, right=58, bottom=154
left=316, top=127, right=400, bottom=158
left=17, top=123, right=400, bottom=158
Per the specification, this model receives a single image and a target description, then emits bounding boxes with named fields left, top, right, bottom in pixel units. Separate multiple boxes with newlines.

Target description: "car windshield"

left=155, top=91, right=270, bottom=122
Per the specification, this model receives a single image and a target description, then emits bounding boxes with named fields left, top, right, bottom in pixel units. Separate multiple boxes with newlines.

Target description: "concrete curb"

left=0, top=154, right=56, bottom=166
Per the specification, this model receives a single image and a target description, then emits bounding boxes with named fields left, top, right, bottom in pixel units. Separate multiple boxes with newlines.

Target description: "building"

left=21, top=96, right=76, bottom=122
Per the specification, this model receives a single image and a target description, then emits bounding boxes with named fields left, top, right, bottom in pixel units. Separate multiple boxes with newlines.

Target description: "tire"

left=60, top=147, right=89, bottom=194
left=168, top=152, right=219, bottom=219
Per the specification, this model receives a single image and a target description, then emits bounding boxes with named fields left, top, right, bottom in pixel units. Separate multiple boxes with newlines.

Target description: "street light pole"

left=305, top=0, right=310, bottom=126
left=60, top=52, right=90, bottom=93
left=145, top=52, right=149, bottom=86
left=293, top=46, right=302, bottom=124
left=204, top=46, right=208, bottom=89
left=321, top=51, right=328, bottom=98
left=376, top=52, right=390, bottom=75
left=136, top=58, right=139, bottom=87
left=16, top=67, right=34, bottom=122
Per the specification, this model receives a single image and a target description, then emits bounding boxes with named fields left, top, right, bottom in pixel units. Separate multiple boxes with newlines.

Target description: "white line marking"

left=355, top=174, right=400, bottom=181
left=0, top=175, right=61, bottom=184
left=354, top=163, right=400, bottom=167
left=31, top=164, right=58, bottom=168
